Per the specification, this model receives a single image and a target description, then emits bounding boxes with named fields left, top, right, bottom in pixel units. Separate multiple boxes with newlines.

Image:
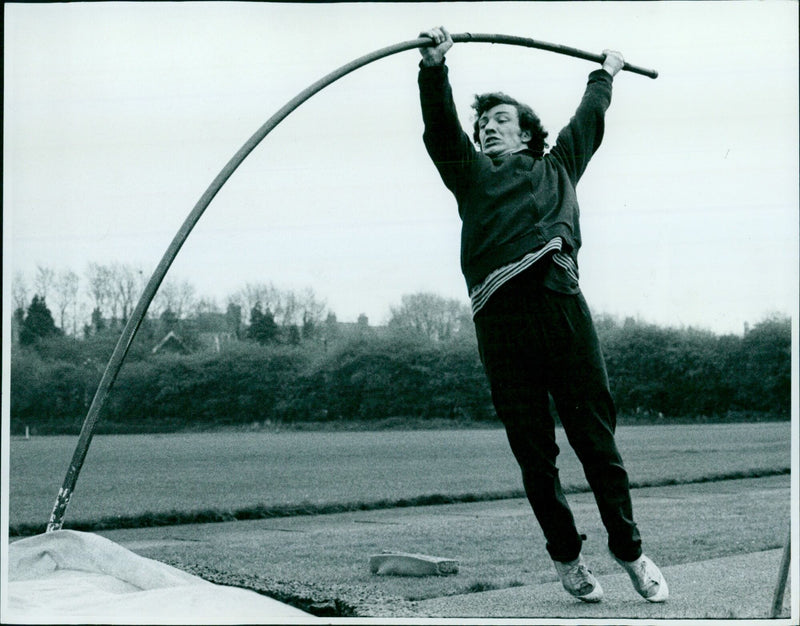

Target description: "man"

left=417, top=26, right=667, bottom=603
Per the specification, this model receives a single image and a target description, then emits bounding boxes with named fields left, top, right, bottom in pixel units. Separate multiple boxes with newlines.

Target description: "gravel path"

left=93, top=474, right=793, bottom=620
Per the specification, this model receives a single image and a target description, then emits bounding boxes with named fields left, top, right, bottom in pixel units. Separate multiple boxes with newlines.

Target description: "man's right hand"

left=419, top=26, right=453, bottom=66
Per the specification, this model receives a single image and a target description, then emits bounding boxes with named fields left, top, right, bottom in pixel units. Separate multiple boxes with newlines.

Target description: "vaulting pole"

left=46, top=33, right=657, bottom=532
left=770, top=528, right=791, bottom=617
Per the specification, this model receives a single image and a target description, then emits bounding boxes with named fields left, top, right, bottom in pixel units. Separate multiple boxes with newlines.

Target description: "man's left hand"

left=601, top=50, right=625, bottom=77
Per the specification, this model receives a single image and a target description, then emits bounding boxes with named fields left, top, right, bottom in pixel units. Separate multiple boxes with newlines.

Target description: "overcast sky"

left=4, top=1, right=798, bottom=335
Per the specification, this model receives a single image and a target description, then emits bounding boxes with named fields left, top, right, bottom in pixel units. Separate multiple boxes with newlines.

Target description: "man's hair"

left=471, top=92, right=549, bottom=158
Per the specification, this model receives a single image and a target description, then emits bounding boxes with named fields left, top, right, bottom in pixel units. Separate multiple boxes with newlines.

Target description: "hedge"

left=9, top=316, right=790, bottom=434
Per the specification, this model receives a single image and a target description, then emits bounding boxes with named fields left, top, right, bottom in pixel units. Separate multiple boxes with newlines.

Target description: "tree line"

left=11, top=263, right=332, bottom=340
left=9, top=278, right=790, bottom=434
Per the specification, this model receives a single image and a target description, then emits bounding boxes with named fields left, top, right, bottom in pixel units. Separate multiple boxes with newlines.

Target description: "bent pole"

left=770, top=528, right=791, bottom=617
left=46, top=33, right=658, bottom=532
left=454, top=33, right=658, bottom=78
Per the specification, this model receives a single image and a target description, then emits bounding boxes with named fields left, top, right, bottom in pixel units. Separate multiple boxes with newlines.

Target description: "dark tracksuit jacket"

left=418, top=61, right=643, bottom=564
left=418, top=62, right=613, bottom=295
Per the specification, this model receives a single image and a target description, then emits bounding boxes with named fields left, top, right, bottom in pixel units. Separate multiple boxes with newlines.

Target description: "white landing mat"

left=6, top=529, right=314, bottom=624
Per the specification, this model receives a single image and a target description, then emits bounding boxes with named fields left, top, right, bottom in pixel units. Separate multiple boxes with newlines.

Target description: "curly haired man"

left=417, top=26, right=667, bottom=603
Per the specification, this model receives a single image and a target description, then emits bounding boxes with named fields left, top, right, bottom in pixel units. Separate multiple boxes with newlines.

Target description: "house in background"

left=190, top=312, right=237, bottom=353
left=151, top=330, right=190, bottom=355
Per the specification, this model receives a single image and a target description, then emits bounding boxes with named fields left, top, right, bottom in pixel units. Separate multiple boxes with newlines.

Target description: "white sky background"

left=4, top=1, right=798, bottom=335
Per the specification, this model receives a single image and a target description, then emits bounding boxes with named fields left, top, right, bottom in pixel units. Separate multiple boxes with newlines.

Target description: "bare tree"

left=294, top=287, right=326, bottom=327
left=388, top=292, right=472, bottom=342
left=52, top=269, right=80, bottom=333
left=153, top=278, right=196, bottom=319
left=193, top=296, right=221, bottom=316
left=277, top=290, right=301, bottom=327
left=110, top=262, right=142, bottom=322
left=230, top=283, right=282, bottom=324
left=230, top=283, right=326, bottom=327
left=34, top=265, right=56, bottom=300
left=12, top=272, right=29, bottom=312
left=85, top=262, right=113, bottom=318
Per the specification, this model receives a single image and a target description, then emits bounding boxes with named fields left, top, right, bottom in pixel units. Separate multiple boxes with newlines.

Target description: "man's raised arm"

left=418, top=26, right=475, bottom=198
left=549, top=48, right=625, bottom=184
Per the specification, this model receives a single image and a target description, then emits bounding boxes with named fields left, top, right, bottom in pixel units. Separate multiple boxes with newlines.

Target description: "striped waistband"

left=469, top=238, right=578, bottom=316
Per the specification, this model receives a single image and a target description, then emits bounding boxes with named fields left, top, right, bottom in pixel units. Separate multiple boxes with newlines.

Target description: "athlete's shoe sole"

left=553, top=554, right=604, bottom=602
left=614, top=553, right=669, bottom=602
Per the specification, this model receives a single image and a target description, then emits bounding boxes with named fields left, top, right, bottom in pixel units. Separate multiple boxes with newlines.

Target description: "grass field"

left=8, top=422, right=790, bottom=534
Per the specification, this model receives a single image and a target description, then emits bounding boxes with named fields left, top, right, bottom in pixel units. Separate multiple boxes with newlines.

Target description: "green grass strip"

left=10, top=467, right=789, bottom=537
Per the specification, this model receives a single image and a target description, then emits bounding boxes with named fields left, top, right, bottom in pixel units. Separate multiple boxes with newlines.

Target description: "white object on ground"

left=6, top=530, right=313, bottom=624
left=369, top=551, right=458, bottom=576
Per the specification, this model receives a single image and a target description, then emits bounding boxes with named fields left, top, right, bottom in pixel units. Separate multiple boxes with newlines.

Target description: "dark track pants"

left=473, top=269, right=642, bottom=563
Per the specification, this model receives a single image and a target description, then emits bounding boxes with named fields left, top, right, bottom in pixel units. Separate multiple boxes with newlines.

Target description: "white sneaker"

left=553, top=554, right=604, bottom=602
left=614, top=554, right=669, bottom=602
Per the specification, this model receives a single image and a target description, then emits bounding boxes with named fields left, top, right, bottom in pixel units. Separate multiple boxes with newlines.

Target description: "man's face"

left=477, top=104, right=532, bottom=158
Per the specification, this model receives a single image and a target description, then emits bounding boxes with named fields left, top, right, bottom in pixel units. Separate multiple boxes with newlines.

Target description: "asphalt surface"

left=407, top=548, right=791, bottom=620
left=93, top=475, right=794, bottom=622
